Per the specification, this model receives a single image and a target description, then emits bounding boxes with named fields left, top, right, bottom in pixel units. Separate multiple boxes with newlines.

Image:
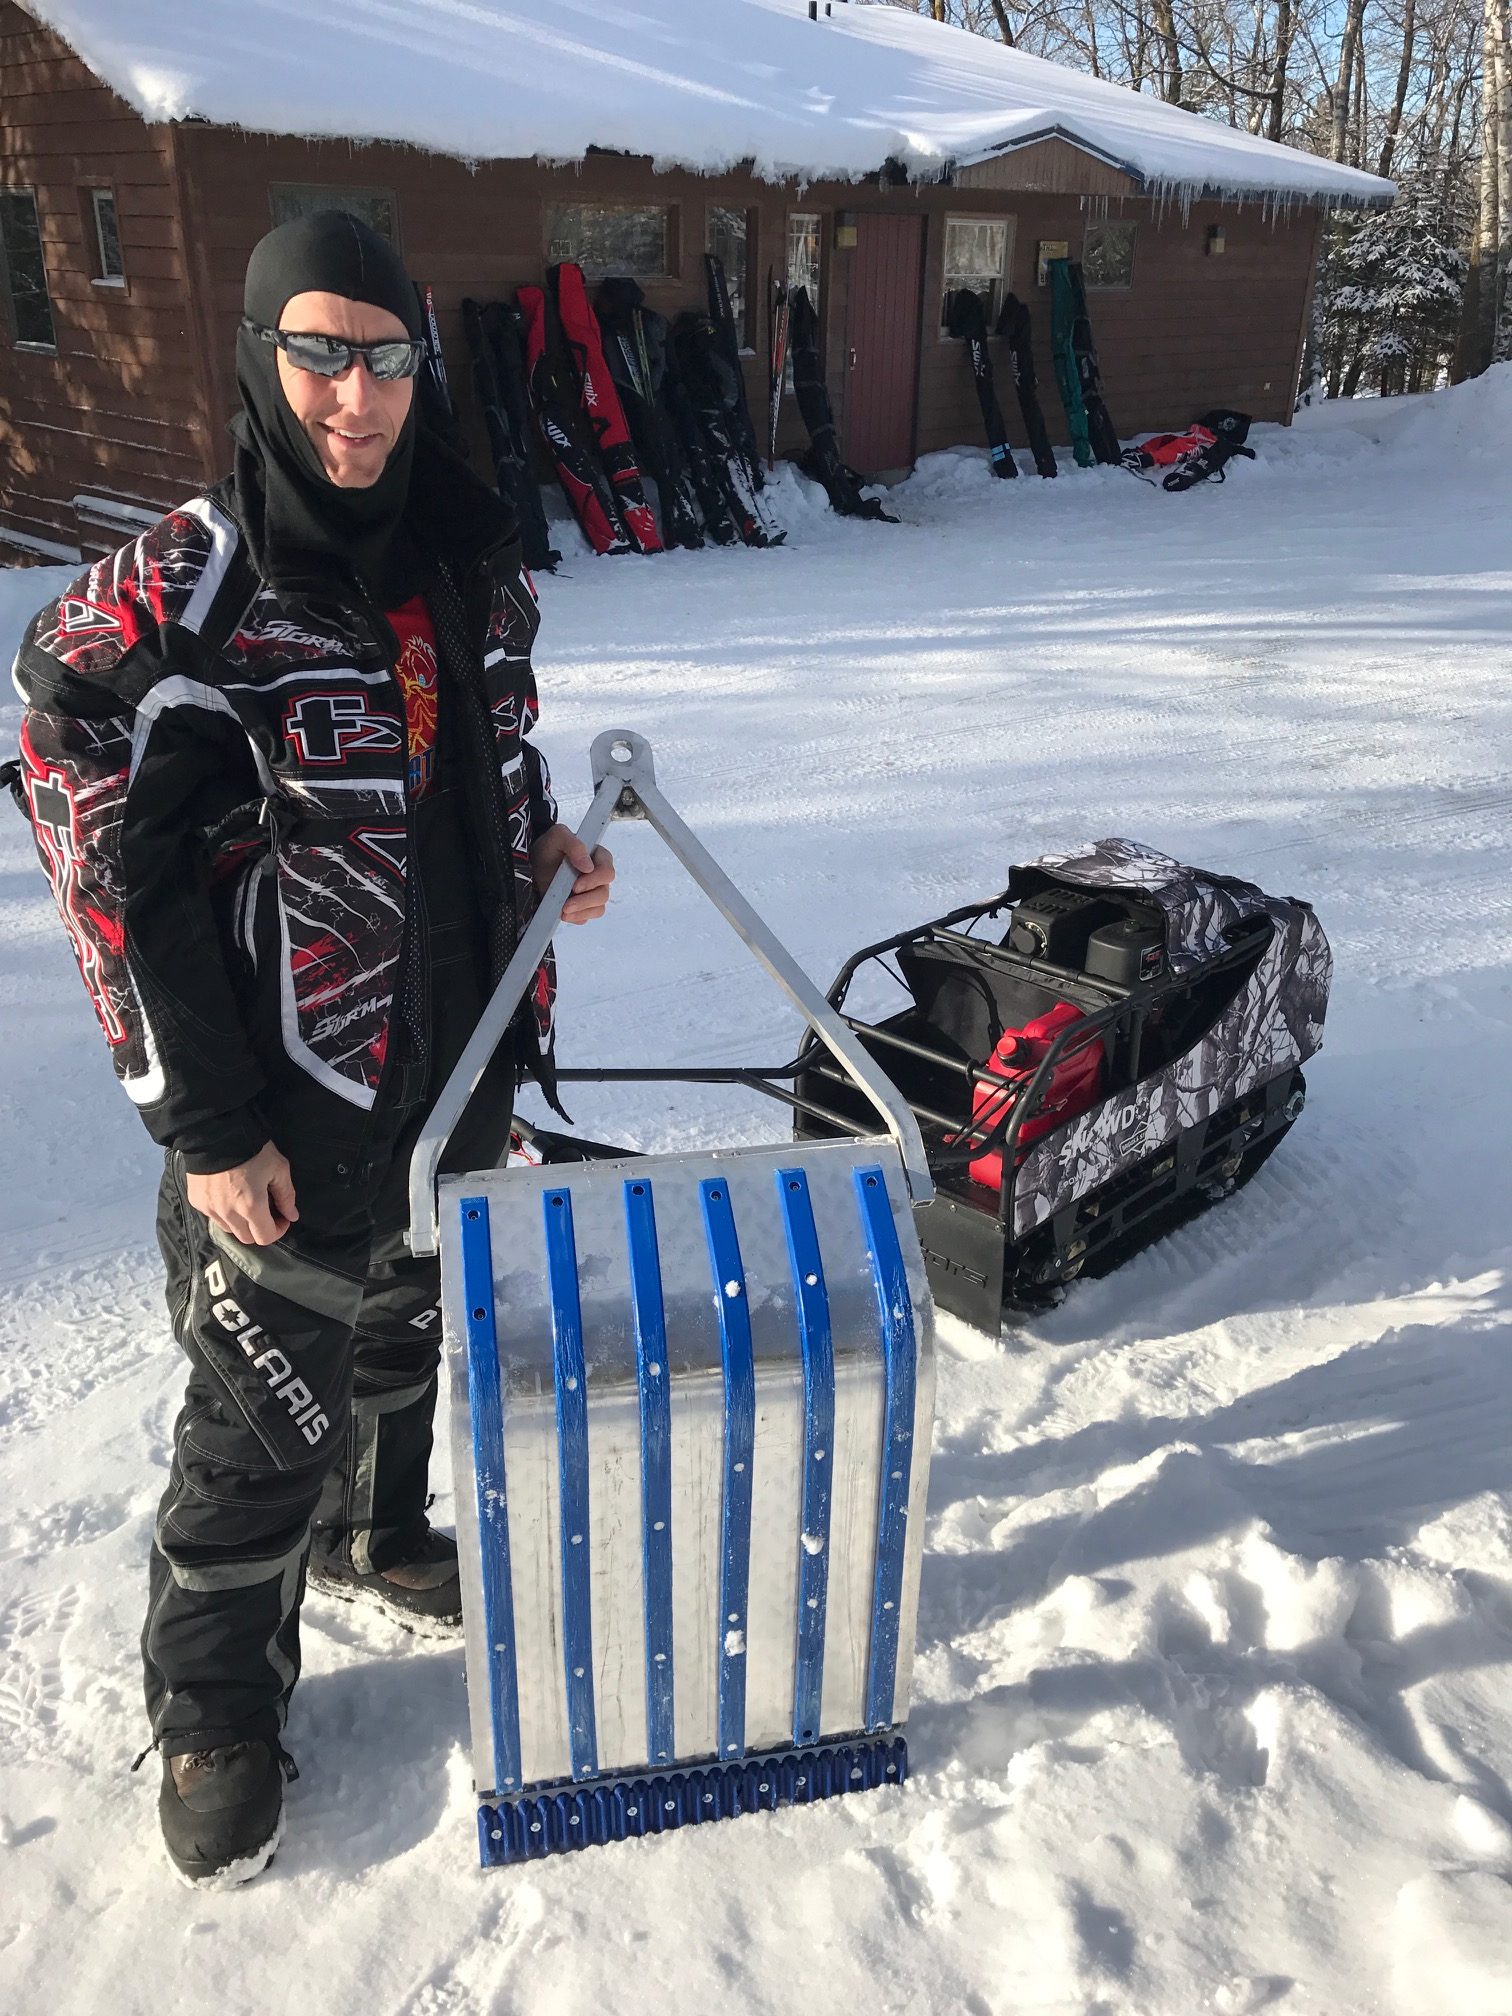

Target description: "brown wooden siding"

left=956, top=137, right=1140, bottom=198
left=180, top=131, right=1318, bottom=485
left=0, top=2, right=211, bottom=554
left=1, top=57, right=1322, bottom=556
left=175, top=130, right=847, bottom=482
left=911, top=186, right=1317, bottom=455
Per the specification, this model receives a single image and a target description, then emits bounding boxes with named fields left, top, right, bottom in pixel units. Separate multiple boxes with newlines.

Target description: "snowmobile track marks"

left=1248, top=774, right=1512, bottom=860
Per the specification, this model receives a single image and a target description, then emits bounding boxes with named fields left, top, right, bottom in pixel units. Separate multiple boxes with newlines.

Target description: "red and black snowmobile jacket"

left=10, top=476, right=556, bottom=1187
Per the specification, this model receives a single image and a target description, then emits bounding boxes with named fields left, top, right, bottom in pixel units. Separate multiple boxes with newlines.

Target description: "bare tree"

left=1493, top=0, right=1512, bottom=356
left=1456, top=0, right=1503, bottom=368
left=1152, top=0, right=1185, bottom=96
left=1378, top=0, right=1420, bottom=174
left=1266, top=0, right=1297, bottom=139
left=1328, top=0, right=1368, bottom=160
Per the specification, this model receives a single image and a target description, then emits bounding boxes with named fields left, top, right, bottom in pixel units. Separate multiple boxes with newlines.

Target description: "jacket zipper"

left=236, top=847, right=268, bottom=975
left=256, top=793, right=281, bottom=974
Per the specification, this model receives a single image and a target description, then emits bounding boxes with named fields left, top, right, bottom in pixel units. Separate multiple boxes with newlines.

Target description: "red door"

left=843, top=214, right=924, bottom=477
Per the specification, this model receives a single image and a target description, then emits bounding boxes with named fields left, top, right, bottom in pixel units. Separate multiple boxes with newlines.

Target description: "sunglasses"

left=243, top=317, right=426, bottom=382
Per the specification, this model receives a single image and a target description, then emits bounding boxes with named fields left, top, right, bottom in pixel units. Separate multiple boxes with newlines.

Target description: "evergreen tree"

left=1319, top=174, right=1469, bottom=395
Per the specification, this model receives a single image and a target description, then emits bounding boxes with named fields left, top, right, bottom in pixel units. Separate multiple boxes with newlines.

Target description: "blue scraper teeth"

left=476, top=1737, right=908, bottom=1864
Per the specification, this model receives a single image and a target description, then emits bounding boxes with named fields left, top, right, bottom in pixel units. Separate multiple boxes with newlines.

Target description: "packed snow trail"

left=1, top=375, right=1509, bottom=2015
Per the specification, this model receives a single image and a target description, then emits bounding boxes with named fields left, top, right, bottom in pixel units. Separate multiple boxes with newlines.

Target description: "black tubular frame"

left=554, top=893, right=1274, bottom=1238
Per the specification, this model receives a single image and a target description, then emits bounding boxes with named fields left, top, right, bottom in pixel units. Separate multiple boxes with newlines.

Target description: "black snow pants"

left=141, top=785, right=517, bottom=1757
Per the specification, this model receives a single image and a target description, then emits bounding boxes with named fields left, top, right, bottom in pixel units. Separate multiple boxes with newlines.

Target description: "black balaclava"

left=231, top=210, right=424, bottom=603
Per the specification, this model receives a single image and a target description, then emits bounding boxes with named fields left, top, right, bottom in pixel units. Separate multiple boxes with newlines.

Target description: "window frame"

left=785, top=209, right=823, bottom=317
left=543, top=200, right=675, bottom=283
left=1082, top=218, right=1137, bottom=292
left=938, top=213, right=1016, bottom=339
left=88, top=186, right=126, bottom=288
left=706, top=203, right=755, bottom=352
left=783, top=210, right=823, bottom=391
left=268, top=183, right=402, bottom=250
left=0, top=186, right=59, bottom=352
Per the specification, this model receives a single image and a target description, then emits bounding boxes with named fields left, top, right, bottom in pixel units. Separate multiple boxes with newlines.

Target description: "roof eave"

left=946, top=123, right=1395, bottom=210
left=154, top=104, right=1397, bottom=211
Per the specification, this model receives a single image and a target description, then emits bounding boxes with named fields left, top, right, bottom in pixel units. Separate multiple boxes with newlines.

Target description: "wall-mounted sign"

left=1036, top=239, right=1069, bottom=286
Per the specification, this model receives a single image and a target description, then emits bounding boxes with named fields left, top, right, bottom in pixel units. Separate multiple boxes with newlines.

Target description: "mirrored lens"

left=367, top=341, right=424, bottom=382
left=281, top=332, right=351, bottom=378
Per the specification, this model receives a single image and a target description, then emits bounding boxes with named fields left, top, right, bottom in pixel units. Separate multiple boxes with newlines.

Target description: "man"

left=9, top=213, right=612, bottom=1885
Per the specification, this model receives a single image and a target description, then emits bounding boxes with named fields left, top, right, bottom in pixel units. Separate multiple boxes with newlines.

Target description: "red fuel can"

left=968, top=1001, right=1106, bottom=1190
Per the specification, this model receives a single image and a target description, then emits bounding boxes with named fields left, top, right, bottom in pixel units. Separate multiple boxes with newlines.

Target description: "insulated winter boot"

left=308, top=1525, right=463, bottom=1637
left=159, top=1739, right=289, bottom=1887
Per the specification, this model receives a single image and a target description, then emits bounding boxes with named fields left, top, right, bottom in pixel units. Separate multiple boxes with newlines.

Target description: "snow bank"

left=1375, top=362, right=1512, bottom=461
left=26, top=0, right=1391, bottom=206
left=1292, top=363, right=1512, bottom=460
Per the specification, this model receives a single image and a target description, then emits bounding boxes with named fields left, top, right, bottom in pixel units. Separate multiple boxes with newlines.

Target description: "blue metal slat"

left=459, top=1195, right=523, bottom=1795
left=853, top=1166, right=918, bottom=1731
left=623, top=1177, right=676, bottom=1766
left=776, top=1165, right=835, bottom=1746
left=699, top=1177, right=755, bottom=1761
left=542, top=1187, right=599, bottom=1780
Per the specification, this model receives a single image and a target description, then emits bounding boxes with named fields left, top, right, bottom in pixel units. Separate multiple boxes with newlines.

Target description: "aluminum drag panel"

left=439, top=1136, right=935, bottom=1857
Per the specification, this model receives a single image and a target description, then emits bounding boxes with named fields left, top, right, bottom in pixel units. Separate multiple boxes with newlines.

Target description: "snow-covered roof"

left=27, top=0, right=1394, bottom=208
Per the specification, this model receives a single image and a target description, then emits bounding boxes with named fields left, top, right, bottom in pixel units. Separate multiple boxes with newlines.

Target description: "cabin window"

left=784, top=213, right=822, bottom=389
left=90, top=189, right=125, bottom=285
left=786, top=211, right=821, bottom=318
left=706, top=206, right=752, bottom=348
left=270, top=185, right=401, bottom=248
left=0, top=188, right=57, bottom=348
left=545, top=203, right=671, bottom=281
left=940, top=215, right=1013, bottom=332
left=1083, top=220, right=1136, bottom=290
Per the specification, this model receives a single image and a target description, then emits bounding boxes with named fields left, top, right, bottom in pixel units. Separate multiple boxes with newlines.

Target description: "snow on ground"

left=2, top=373, right=1510, bottom=2014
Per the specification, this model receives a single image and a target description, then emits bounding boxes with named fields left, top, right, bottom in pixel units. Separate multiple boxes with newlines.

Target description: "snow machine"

left=789, top=841, right=1332, bottom=1329
left=409, top=732, right=936, bottom=1867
